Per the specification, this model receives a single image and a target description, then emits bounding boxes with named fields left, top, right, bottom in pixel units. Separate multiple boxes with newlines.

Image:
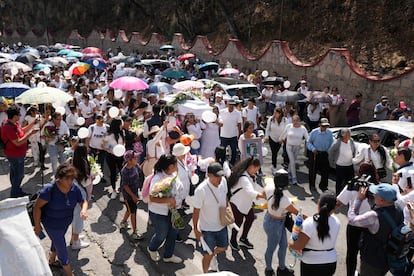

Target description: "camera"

left=347, top=174, right=373, bottom=191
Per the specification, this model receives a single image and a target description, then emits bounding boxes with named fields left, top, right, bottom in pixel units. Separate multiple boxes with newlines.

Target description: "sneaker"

left=208, top=256, right=219, bottom=272
left=277, top=267, right=294, bottom=276
left=291, top=177, right=298, bottom=185
left=163, top=255, right=183, bottom=263
left=110, top=191, right=117, bottom=199
left=230, top=239, right=240, bottom=251
left=239, top=238, right=254, bottom=249
left=120, top=220, right=131, bottom=230
left=119, top=193, right=125, bottom=203
left=131, top=231, right=143, bottom=241
left=265, top=269, right=276, bottom=276
left=271, top=167, right=277, bottom=175
left=70, top=234, right=86, bottom=245
left=147, top=247, right=160, bottom=262
left=71, top=239, right=89, bottom=250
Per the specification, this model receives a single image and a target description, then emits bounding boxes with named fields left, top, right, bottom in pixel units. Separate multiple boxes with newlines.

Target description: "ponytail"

left=314, top=192, right=336, bottom=242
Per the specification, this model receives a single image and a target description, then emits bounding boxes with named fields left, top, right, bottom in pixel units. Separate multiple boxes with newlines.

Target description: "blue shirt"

left=307, top=127, right=334, bottom=152
left=39, top=182, right=84, bottom=230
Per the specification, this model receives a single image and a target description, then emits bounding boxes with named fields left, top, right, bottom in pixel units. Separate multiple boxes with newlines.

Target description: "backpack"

left=26, top=184, right=56, bottom=225
left=377, top=208, right=414, bottom=269
left=141, top=174, right=155, bottom=203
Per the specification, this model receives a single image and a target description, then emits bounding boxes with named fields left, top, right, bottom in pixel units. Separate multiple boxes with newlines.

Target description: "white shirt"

left=264, top=184, right=291, bottom=217
left=242, top=106, right=259, bottom=129
left=396, top=163, right=414, bottom=190
left=352, top=145, right=392, bottom=170
left=193, top=178, right=228, bottom=231
left=78, top=100, right=96, bottom=118
left=280, top=124, right=308, bottom=146
left=301, top=215, right=340, bottom=264
left=88, top=124, right=108, bottom=149
left=336, top=141, right=353, bottom=166
left=219, top=108, right=242, bottom=138
left=337, top=186, right=372, bottom=217
left=148, top=172, right=183, bottom=216
left=238, top=133, right=257, bottom=157
left=41, top=121, right=70, bottom=144
left=177, top=159, right=192, bottom=200
left=230, top=173, right=259, bottom=215
left=265, top=117, right=288, bottom=142
left=146, top=126, right=165, bottom=159
left=187, top=123, right=202, bottom=140
left=307, top=104, right=322, bottom=122
left=66, top=112, right=79, bottom=130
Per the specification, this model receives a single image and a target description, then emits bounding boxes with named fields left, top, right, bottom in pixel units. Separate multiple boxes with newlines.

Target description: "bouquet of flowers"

left=150, top=175, right=185, bottom=229
left=44, top=125, right=57, bottom=138
left=88, top=155, right=103, bottom=185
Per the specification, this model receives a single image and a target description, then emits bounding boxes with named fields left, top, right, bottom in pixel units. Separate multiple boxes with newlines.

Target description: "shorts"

left=125, top=198, right=137, bottom=214
left=201, top=227, right=228, bottom=255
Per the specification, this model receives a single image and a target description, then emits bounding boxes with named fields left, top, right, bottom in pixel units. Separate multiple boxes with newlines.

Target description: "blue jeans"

left=47, top=144, right=65, bottom=176
left=263, top=212, right=288, bottom=270
left=7, top=156, right=25, bottom=197
left=148, top=211, right=178, bottom=258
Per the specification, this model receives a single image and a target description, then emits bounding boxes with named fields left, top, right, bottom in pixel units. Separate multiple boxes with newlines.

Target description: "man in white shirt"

left=193, top=162, right=229, bottom=273
left=219, top=99, right=242, bottom=165
left=242, top=98, right=260, bottom=132
left=86, top=114, right=109, bottom=182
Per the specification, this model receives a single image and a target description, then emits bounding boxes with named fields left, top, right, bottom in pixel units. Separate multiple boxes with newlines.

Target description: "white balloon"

left=77, top=127, right=89, bottom=139
left=37, top=82, right=47, bottom=88
left=262, top=146, right=269, bottom=156
left=191, top=174, right=199, bottom=185
left=114, top=89, right=123, bottom=99
left=283, top=80, right=291, bottom=89
left=201, top=111, right=217, bottom=123
left=92, top=175, right=101, bottom=185
left=76, top=117, right=85, bottom=126
left=113, top=144, right=126, bottom=157
left=184, top=60, right=189, bottom=65
left=11, top=67, right=18, bottom=76
left=261, top=70, right=269, bottom=78
left=55, top=106, right=65, bottom=115
left=108, top=106, right=119, bottom=118
left=63, top=70, right=70, bottom=77
left=93, top=59, right=100, bottom=67
left=191, top=140, right=200, bottom=150
left=43, top=67, right=51, bottom=75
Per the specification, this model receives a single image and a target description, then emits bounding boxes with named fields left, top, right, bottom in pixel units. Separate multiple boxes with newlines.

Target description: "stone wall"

left=2, top=29, right=414, bottom=124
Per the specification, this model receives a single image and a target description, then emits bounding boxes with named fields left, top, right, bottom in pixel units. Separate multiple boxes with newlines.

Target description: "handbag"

left=368, top=148, right=387, bottom=179
left=207, top=184, right=235, bottom=226
left=285, top=212, right=294, bottom=232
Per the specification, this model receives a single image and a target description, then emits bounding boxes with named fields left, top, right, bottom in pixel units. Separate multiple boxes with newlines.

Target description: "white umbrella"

left=173, top=80, right=204, bottom=91
left=15, top=83, right=73, bottom=104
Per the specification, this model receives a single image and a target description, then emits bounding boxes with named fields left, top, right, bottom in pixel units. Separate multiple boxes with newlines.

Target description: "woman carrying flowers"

left=147, top=154, right=185, bottom=264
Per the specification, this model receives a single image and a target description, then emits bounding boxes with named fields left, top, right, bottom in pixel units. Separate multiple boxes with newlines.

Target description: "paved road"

left=0, top=145, right=356, bottom=276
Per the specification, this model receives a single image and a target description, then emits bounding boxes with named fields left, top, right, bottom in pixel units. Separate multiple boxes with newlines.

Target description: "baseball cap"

left=320, top=118, right=330, bottom=126
left=215, top=92, right=223, bottom=98
left=381, top=96, right=388, bottom=101
left=227, top=99, right=236, bottom=105
left=124, top=150, right=140, bottom=162
left=369, top=183, right=397, bottom=203
left=172, top=143, right=190, bottom=157
left=207, top=162, right=225, bottom=177
left=400, top=101, right=407, bottom=109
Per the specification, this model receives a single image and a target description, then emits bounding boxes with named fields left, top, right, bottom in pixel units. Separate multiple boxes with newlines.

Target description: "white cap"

left=93, top=89, right=102, bottom=96
left=216, top=92, right=223, bottom=98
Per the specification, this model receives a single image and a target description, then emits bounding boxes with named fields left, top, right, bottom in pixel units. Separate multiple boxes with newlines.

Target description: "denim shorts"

left=201, top=227, right=229, bottom=255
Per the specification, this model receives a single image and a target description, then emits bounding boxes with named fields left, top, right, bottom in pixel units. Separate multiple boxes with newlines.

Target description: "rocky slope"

left=1, top=0, right=414, bottom=76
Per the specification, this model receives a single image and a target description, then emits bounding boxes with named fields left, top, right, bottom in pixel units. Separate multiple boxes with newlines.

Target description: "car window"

left=350, top=127, right=379, bottom=144
left=379, top=129, right=409, bottom=148
left=226, top=87, right=260, bottom=98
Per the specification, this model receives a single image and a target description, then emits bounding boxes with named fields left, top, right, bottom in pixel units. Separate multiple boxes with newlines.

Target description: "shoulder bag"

left=207, top=184, right=235, bottom=226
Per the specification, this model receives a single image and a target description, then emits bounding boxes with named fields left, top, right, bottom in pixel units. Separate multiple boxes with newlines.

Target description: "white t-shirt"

left=280, top=124, right=308, bottom=146
left=193, top=178, right=228, bottom=231
left=78, top=100, right=96, bottom=119
left=265, top=117, right=288, bottom=142
left=88, top=124, right=108, bottom=149
left=336, top=141, right=353, bottom=166
left=219, top=109, right=242, bottom=138
left=242, top=106, right=259, bottom=129
left=307, top=104, right=322, bottom=122
left=66, top=112, right=79, bottom=130
left=301, top=215, right=340, bottom=264
left=337, top=186, right=372, bottom=217
left=396, top=164, right=414, bottom=190
left=264, top=184, right=291, bottom=217
left=148, top=172, right=183, bottom=216
left=230, top=173, right=259, bottom=215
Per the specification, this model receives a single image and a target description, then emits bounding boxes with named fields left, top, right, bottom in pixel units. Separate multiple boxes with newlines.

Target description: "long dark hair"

left=273, top=107, right=284, bottom=124
left=370, top=133, right=386, bottom=167
left=214, top=146, right=227, bottom=166
left=227, top=156, right=261, bottom=189
left=154, top=154, right=177, bottom=173
left=314, top=192, right=336, bottom=242
left=271, top=183, right=284, bottom=210
left=108, top=118, right=124, bottom=142
left=72, top=143, right=90, bottom=184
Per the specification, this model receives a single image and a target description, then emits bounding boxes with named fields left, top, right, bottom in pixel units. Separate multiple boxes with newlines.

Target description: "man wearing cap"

left=219, top=99, right=242, bottom=165
left=348, top=184, right=405, bottom=276
left=307, top=118, right=334, bottom=191
left=214, top=92, right=226, bottom=110
left=242, top=98, right=260, bottom=132
left=193, top=162, right=229, bottom=273
left=373, top=96, right=390, bottom=120
left=172, top=143, right=192, bottom=209
left=390, top=101, right=406, bottom=120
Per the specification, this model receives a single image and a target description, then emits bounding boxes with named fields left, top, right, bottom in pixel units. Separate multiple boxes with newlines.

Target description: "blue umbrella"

left=161, top=68, right=190, bottom=80
left=34, top=63, right=53, bottom=70
left=199, top=62, right=219, bottom=71
left=159, top=45, right=175, bottom=51
left=57, top=49, right=72, bottom=55
left=85, top=58, right=107, bottom=69
left=149, top=82, right=173, bottom=94
left=20, top=48, right=40, bottom=58
left=0, top=82, right=31, bottom=98
left=66, top=51, right=83, bottom=58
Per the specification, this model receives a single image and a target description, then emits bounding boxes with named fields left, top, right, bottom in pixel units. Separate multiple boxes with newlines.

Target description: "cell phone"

left=39, top=231, right=46, bottom=240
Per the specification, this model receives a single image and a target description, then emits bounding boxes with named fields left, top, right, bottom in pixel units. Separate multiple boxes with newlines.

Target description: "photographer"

left=337, top=172, right=374, bottom=276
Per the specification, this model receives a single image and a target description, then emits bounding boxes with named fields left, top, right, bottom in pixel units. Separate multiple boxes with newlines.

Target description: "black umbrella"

left=271, top=91, right=307, bottom=102
left=15, top=53, right=41, bottom=66
left=262, top=77, right=284, bottom=86
left=308, top=91, right=332, bottom=103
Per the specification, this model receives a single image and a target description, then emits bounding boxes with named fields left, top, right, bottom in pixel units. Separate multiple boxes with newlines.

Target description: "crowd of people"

left=1, top=43, right=414, bottom=276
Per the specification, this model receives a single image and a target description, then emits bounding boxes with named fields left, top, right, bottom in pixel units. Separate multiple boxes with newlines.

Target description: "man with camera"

left=348, top=183, right=406, bottom=276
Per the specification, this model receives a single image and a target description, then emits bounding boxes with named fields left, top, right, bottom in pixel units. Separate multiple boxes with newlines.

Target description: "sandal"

left=49, top=260, right=62, bottom=268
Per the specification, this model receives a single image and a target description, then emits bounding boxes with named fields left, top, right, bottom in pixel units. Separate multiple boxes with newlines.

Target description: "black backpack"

left=26, top=184, right=56, bottom=225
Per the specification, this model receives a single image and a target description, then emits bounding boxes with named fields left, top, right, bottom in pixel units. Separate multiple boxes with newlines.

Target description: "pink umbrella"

left=219, top=68, right=240, bottom=76
left=109, top=76, right=149, bottom=91
left=82, top=47, right=103, bottom=55
left=173, top=80, right=204, bottom=90
left=177, top=53, right=195, bottom=61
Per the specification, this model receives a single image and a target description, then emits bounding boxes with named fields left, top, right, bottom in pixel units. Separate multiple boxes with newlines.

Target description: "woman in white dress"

left=200, top=106, right=221, bottom=158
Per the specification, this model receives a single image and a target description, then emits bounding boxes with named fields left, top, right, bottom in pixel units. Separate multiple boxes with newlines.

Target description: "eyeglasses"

left=370, top=139, right=380, bottom=143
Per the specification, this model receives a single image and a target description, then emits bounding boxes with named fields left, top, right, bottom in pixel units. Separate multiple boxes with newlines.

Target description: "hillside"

left=1, top=0, right=414, bottom=76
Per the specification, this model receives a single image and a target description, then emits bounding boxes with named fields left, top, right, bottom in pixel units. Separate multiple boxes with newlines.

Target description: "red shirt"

left=2, top=121, right=27, bottom=157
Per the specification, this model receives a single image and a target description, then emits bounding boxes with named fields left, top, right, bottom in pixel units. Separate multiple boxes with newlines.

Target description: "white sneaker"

left=147, top=247, right=160, bottom=262
left=70, top=234, right=86, bottom=245
left=71, top=239, right=89, bottom=250
left=119, top=193, right=125, bottom=203
left=208, top=256, right=219, bottom=272
left=110, top=191, right=117, bottom=200
left=163, top=255, right=183, bottom=263
left=271, top=167, right=277, bottom=175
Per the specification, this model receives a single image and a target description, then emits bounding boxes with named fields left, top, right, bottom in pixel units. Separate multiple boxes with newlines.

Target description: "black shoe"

left=230, top=239, right=240, bottom=251
left=318, top=185, right=328, bottom=192
left=100, top=178, right=107, bottom=183
left=277, top=267, right=294, bottom=276
left=176, top=235, right=184, bottom=243
left=239, top=238, right=254, bottom=249
left=41, top=165, right=48, bottom=170
left=265, top=269, right=275, bottom=276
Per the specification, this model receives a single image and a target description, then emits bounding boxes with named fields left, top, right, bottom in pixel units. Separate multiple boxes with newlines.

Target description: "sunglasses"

left=370, top=139, right=380, bottom=143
